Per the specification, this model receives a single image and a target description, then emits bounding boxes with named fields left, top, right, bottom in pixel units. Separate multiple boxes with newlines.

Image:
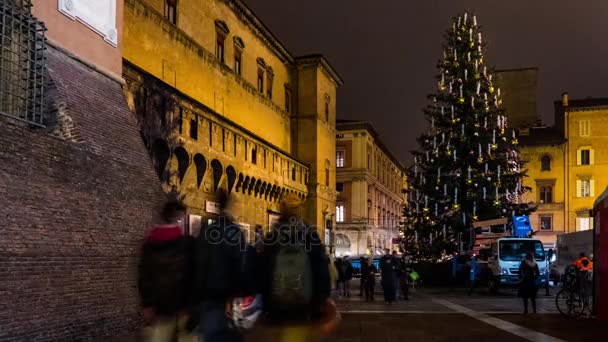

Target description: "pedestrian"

left=392, top=251, right=401, bottom=300
left=361, top=258, right=377, bottom=301
left=260, top=193, right=333, bottom=342
left=333, top=257, right=343, bottom=294
left=338, top=255, right=353, bottom=298
left=573, top=252, right=593, bottom=310
left=380, top=249, right=397, bottom=304
left=328, top=255, right=339, bottom=297
left=518, top=252, right=540, bottom=314
left=138, top=199, right=197, bottom=342
left=399, top=263, right=410, bottom=301
left=359, top=256, right=367, bottom=296
left=196, top=190, right=251, bottom=342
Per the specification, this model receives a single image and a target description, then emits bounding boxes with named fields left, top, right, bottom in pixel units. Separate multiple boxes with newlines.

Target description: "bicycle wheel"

left=556, top=289, right=584, bottom=319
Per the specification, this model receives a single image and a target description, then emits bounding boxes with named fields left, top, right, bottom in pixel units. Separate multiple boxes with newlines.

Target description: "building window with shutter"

left=336, top=150, right=345, bottom=168
left=541, top=155, right=551, bottom=171
left=577, top=147, right=594, bottom=166
left=165, top=0, right=178, bottom=25
left=580, top=149, right=590, bottom=165
left=579, top=120, right=591, bottom=137
left=336, top=205, right=344, bottom=223
left=577, top=217, right=591, bottom=231
left=578, top=179, right=591, bottom=198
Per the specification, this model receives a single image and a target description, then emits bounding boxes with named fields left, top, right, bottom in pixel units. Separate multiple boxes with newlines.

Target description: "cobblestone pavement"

left=111, top=286, right=603, bottom=342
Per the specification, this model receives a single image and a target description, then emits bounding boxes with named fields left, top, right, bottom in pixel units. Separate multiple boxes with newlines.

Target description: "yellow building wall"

left=564, top=108, right=608, bottom=232
left=521, top=105, right=608, bottom=238
left=123, top=0, right=292, bottom=151
left=521, top=143, right=566, bottom=241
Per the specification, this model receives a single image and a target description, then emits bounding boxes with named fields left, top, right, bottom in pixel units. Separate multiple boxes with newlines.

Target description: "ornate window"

left=233, top=37, right=244, bottom=75
left=215, top=20, right=229, bottom=63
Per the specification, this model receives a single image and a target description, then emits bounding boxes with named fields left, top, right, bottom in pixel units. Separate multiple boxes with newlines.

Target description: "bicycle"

left=555, top=265, right=591, bottom=319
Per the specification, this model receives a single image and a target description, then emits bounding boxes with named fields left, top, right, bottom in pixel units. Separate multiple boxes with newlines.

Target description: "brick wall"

left=0, top=47, right=166, bottom=340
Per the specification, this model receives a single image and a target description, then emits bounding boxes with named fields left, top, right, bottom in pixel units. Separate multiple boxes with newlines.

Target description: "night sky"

left=244, top=0, right=608, bottom=164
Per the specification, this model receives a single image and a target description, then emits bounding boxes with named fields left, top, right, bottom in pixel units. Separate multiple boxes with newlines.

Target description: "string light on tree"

left=403, top=12, right=532, bottom=258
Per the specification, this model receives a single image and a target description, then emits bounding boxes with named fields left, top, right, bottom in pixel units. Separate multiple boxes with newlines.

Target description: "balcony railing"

left=0, top=0, right=46, bottom=126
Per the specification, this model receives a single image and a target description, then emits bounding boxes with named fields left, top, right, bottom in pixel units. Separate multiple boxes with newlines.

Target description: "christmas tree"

left=403, top=12, right=533, bottom=257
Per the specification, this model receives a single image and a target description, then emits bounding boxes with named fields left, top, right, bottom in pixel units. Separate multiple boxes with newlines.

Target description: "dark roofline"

left=337, top=120, right=405, bottom=171
left=295, top=54, right=344, bottom=86
left=555, top=97, right=608, bottom=109
left=230, top=0, right=295, bottom=64
left=495, top=67, right=539, bottom=73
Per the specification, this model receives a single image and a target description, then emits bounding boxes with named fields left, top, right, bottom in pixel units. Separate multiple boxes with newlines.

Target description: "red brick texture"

left=0, top=46, right=166, bottom=341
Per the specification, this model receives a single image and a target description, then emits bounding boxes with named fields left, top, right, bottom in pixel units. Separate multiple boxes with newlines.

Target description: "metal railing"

left=0, top=0, right=46, bottom=126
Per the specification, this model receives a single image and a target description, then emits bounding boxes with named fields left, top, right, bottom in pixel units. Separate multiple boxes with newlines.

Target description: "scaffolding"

left=0, top=0, right=46, bottom=126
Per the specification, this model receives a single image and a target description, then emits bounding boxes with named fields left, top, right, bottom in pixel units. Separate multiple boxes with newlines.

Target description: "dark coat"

left=362, top=264, right=377, bottom=285
left=138, top=226, right=196, bottom=316
left=260, top=216, right=330, bottom=322
left=195, top=214, right=251, bottom=304
left=380, top=255, right=397, bottom=301
left=518, top=260, right=540, bottom=297
left=338, top=258, right=354, bottom=281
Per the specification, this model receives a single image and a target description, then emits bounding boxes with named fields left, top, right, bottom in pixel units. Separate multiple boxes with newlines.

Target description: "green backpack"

left=270, top=244, right=313, bottom=311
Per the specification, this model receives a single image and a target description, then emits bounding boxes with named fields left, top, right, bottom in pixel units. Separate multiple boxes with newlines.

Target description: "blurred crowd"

left=138, top=191, right=339, bottom=342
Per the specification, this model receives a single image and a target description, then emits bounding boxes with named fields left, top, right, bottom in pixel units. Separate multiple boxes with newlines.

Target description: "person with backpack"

left=338, top=255, right=354, bottom=298
left=261, top=193, right=332, bottom=342
left=196, top=190, right=255, bottom=342
left=138, top=199, right=197, bottom=342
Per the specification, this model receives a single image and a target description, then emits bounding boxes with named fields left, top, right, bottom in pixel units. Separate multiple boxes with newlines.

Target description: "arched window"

left=541, top=155, right=551, bottom=171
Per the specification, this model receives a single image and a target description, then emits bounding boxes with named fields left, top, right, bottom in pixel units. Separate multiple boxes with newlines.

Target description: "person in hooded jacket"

left=138, top=199, right=197, bottom=342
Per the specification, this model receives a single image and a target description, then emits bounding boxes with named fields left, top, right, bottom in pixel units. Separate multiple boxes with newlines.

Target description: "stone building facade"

left=520, top=94, right=608, bottom=246
left=334, top=120, right=406, bottom=256
left=122, top=0, right=343, bottom=235
left=1, top=0, right=167, bottom=340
